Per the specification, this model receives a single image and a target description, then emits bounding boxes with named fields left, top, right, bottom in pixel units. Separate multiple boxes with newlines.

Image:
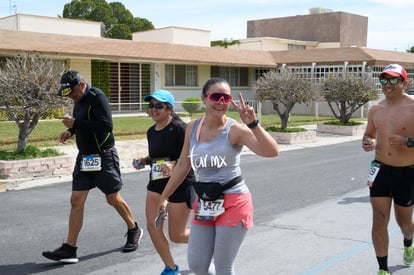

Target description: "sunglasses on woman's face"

left=207, top=93, right=233, bottom=104
left=379, top=78, right=402, bottom=86
left=148, top=103, right=166, bottom=110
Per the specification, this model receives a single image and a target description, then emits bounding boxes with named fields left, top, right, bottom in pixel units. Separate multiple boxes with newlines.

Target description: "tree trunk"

left=339, top=101, right=348, bottom=123
left=15, top=111, right=39, bottom=152
left=17, top=133, right=27, bottom=152
left=273, top=101, right=295, bottom=130
left=280, top=114, right=289, bottom=129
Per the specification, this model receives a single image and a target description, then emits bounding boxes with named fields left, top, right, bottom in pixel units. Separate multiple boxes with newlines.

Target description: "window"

left=105, top=62, right=151, bottom=112
left=165, top=64, right=197, bottom=86
left=288, top=44, right=306, bottom=51
left=211, top=66, right=249, bottom=87
left=255, top=68, right=270, bottom=81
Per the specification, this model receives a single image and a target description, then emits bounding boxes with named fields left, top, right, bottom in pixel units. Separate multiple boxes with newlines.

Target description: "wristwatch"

left=247, top=119, right=259, bottom=129
left=407, top=137, right=414, bottom=148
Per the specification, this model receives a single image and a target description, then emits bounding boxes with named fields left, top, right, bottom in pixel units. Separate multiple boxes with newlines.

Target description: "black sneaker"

left=123, top=222, right=143, bottom=252
left=42, top=243, right=79, bottom=263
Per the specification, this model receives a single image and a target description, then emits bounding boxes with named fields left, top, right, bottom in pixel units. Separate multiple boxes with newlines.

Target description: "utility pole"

left=9, top=0, right=16, bottom=14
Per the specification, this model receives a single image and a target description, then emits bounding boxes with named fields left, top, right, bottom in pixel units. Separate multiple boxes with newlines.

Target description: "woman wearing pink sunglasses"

left=158, top=77, right=280, bottom=274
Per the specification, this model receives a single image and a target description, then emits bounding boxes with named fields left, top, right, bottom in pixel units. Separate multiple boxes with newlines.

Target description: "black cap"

left=57, top=70, right=83, bottom=96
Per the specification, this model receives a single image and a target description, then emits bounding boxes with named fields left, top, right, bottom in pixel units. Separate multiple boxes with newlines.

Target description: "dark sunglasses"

left=207, top=93, right=233, bottom=104
left=379, top=78, right=402, bottom=86
left=148, top=103, right=166, bottom=110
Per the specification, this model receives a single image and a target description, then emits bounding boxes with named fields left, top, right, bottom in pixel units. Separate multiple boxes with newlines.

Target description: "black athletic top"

left=147, top=118, right=195, bottom=183
left=68, top=85, right=114, bottom=155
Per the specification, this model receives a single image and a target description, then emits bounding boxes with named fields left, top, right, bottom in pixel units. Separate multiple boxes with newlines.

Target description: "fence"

left=0, top=106, right=70, bottom=149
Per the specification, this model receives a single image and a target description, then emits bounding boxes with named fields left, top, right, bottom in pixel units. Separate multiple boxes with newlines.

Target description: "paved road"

left=1, top=139, right=413, bottom=274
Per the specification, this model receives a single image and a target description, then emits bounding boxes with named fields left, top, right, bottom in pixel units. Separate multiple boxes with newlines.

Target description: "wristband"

left=247, top=119, right=259, bottom=129
left=407, top=137, right=414, bottom=148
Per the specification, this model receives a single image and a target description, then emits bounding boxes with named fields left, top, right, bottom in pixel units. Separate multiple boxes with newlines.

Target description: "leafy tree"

left=62, top=0, right=154, bottom=39
left=211, top=39, right=240, bottom=48
left=182, top=98, right=201, bottom=119
left=321, top=72, right=378, bottom=124
left=108, top=23, right=132, bottom=39
left=407, top=78, right=414, bottom=91
left=254, top=69, right=316, bottom=130
left=406, top=46, right=414, bottom=53
left=0, top=53, right=68, bottom=152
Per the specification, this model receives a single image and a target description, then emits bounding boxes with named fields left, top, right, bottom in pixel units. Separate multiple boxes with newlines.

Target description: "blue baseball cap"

left=144, top=89, right=174, bottom=108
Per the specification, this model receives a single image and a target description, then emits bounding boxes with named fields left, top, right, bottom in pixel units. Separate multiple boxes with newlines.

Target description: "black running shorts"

left=370, top=160, right=414, bottom=207
left=72, top=148, right=122, bottom=195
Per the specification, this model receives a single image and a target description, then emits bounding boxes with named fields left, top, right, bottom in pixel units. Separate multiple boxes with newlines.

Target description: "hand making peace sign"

left=231, top=92, right=257, bottom=126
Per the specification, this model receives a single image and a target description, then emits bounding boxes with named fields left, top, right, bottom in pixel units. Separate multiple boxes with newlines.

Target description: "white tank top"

left=189, top=117, right=249, bottom=194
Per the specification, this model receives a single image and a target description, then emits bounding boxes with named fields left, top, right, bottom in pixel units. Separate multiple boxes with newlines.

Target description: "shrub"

left=182, top=97, right=201, bottom=118
left=265, top=126, right=307, bottom=132
left=0, top=145, right=62, bottom=160
left=323, top=120, right=363, bottom=126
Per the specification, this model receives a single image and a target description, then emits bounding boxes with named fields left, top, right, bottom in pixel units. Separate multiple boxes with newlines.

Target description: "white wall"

left=67, top=59, right=92, bottom=83
left=133, top=27, right=211, bottom=47
left=0, top=14, right=102, bottom=37
left=228, top=37, right=319, bottom=51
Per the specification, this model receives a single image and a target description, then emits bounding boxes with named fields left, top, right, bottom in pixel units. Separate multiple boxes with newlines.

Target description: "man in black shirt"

left=42, top=70, right=143, bottom=263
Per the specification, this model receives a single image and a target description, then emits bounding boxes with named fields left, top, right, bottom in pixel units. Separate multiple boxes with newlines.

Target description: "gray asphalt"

left=2, top=128, right=413, bottom=275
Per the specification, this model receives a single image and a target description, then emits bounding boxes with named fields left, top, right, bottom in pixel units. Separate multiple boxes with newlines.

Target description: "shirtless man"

left=362, top=64, right=414, bottom=275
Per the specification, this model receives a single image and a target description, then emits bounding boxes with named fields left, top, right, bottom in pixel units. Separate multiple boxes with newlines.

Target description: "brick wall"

left=0, top=156, right=74, bottom=180
left=316, top=124, right=366, bottom=136
left=268, top=131, right=317, bottom=144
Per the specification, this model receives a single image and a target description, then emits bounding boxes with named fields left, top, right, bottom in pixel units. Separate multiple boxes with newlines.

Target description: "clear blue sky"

left=1, top=0, right=413, bottom=52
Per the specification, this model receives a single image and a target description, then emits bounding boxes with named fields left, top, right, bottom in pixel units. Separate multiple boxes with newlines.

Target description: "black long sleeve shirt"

left=69, top=86, right=114, bottom=155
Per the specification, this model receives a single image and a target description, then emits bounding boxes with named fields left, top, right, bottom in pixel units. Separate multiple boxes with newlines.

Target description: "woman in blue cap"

left=133, top=89, right=195, bottom=275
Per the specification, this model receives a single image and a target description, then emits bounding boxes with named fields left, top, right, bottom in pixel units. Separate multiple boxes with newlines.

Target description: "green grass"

left=265, top=126, right=308, bottom=132
left=0, top=112, right=343, bottom=153
left=0, top=145, right=62, bottom=160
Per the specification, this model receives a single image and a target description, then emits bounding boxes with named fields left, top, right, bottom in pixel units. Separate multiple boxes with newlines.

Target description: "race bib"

left=151, top=158, right=171, bottom=180
left=80, top=154, right=101, bottom=172
left=367, top=161, right=381, bottom=187
left=195, top=197, right=225, bottom=220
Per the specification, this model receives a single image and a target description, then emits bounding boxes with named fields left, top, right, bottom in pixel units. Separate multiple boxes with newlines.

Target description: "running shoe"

left=42, top=243, right=78, bottom=263
left=404, top=242, right=414, bottom=266
left=161, top=264, right=180, bottom=275
left=377, top=270, right=390, bottom=275
left=123, top=222, right=143, bottom=252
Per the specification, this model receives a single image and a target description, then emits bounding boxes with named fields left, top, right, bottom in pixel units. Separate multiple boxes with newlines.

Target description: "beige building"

left=247, top=10, right=368, bottom=49
left=0, top=11, right=413, bottom=116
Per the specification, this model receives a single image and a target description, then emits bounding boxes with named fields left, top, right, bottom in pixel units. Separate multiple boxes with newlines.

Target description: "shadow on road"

left=389, top=264, right=410, bottom=274
left=0, top=247, right=122, bottom=274
left=337, top=195, right=369, bottom=205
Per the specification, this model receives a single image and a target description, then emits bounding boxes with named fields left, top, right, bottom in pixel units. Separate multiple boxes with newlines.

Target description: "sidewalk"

left=2, top=125, right=364, bottom=191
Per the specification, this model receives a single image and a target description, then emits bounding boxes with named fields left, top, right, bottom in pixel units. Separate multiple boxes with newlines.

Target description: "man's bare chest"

left=374, top=107, right=414, bottom=134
